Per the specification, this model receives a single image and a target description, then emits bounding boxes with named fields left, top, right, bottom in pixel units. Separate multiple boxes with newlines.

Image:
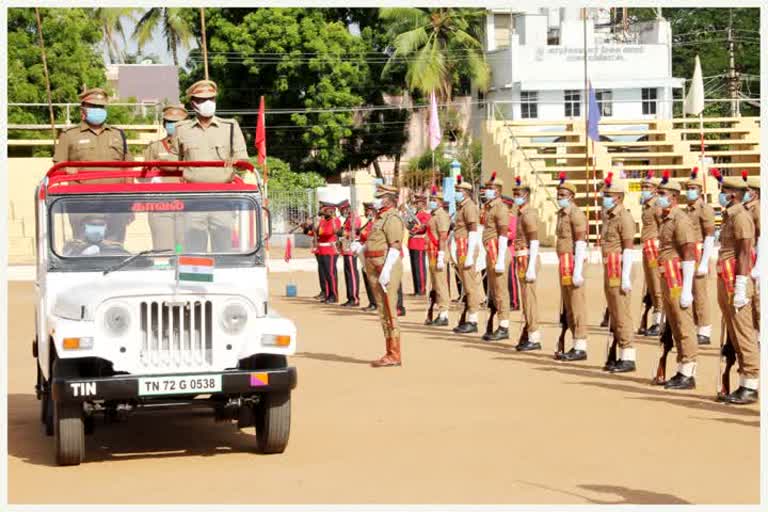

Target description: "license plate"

left=138, top=375, right=222, bottom=396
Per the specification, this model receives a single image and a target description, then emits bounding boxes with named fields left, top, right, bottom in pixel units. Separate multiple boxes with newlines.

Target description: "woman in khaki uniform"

left=639, top=171, right=663, bottom=336
left=452, top=176, right=484, bottom=334
left=713, top=172, right=759, bottom=404
left=512, top=176, right=542, bottom=351
left=480, top=173, right=510, bottom=341
left=424, top=187, right=451, bottom=326
left=655, top=174, right=698, bottom=389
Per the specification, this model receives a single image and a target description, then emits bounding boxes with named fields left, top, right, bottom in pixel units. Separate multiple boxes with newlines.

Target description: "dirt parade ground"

left=6, top=262, right=761, bottom=505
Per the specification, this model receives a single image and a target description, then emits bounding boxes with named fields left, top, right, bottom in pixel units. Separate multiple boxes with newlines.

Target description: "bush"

left=250, top=156, right=326, bottom=193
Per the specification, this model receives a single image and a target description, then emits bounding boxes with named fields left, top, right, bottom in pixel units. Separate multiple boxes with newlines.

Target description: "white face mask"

left=194, top=99, right=216, bottom=118
left=373, top=198, right=384, bottom=211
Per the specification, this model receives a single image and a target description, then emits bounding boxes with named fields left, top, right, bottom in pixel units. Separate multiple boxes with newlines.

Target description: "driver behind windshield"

left=62, top=215, right=130, bottom=257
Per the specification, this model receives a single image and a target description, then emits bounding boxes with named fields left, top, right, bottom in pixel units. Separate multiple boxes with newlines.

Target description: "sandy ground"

left=7, top=264, right=760, bottom=504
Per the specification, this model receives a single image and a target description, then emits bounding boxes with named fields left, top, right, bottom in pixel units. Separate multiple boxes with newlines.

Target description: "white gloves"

left=464, top=230, right=479, bottom=269
left=733, top=275, right=750, bottom=309
left=495, top=236, right=508, bottom=274
left=525, top=240, right=539, bottom=282
left=81, top=245, right=101, bottom=256
left=436, top=250, right=445, bottom=270
left=573, top=240, right=587, bottom=288
left=697, top=236, right=715, bottom=276
left=378, top=247, right=400, bottom=291
left=621, top=248, right=633, bottom=294
left=350, top=241, right=363, bottom=255
left=680, top=260, right=695, bottom=309
left=751, top=238, right=760, bottom=280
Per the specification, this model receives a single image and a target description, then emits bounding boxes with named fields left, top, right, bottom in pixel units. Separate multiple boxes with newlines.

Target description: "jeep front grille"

left=139, top=300, right=213, bottom=368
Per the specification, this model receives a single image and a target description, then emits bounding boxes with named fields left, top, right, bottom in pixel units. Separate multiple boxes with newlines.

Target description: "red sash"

left=484, top=238, right=499, bottom=266
left=694, top=241, right=703, bottom=263
left=717, top=258, right=737, bottom=297
left=605, top=252, right=621, bottom=288
left=455, top=237, right=468, bottom=264
left=559, top=253, right=574, bottom=286
left=751, top=248, right=757, bottom=267
left=643, top=239, right=659, bottom=267
left=516, top=251, right=529, bottom=279
left=661, top=258, right=683, bottom=300
left=426, top=226, right=439, bottom=263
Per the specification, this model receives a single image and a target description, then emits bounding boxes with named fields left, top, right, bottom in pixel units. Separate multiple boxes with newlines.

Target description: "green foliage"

left=133, top=8, right=193, bottom=67
left=94, top=8, right=140, bottom=64
left=255, top=156, right=326, bottom=193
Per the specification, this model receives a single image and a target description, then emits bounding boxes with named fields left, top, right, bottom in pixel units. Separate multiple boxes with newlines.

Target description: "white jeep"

left=33, top=160, right=297, bottom=465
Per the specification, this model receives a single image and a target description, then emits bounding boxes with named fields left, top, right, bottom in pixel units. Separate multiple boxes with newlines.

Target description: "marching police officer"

left=338, top=200, right=361, bottom=307
left=684, top=167, right=716, bottom=345
left=407, top=193, right=431, bottom=295
left=480, top=173, right=511, bottom=341
left=143, top=104, right=188, bottom=249
left=655, top=173, right=698, bottom=389
left=53, top=87, right=133, bottom=241
left=452, top=175, right=484, bottom=333
left=554, top=173, right=589, bottom=361
left=714, top=172, right=759, bottom=404
left=424, top=187, right=451, bottom=326
left=173, top=79, right=248, bottom=252
left=358, top=185, right=405, bottom=367
left=639, top=171, right=663, bottom=336
left=600, top=173, right=637, bottom=373
left=512, top=176, right=542, bottom=351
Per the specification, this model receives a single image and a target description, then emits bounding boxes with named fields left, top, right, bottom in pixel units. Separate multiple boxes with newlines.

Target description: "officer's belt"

left=364, top=250, right=386, bottom=257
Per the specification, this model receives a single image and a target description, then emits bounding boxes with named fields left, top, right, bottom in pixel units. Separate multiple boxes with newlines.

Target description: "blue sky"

left=110, top=11, right=195, bottom=68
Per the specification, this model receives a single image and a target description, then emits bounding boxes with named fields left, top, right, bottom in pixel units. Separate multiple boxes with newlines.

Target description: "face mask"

left=656, top=195, right=671, bottom=209
left=455, top=191, right=465, bottom=202
left=718, top=193, right=730, bottom=208
left=84, top=223, right=106, bottom=244
left=743, top=191, right=752, bottom=203
left=85, top=107, right=107, bottom=126
left=428, top=200, right=439, bottom=211
left=602, top=196, right=615, bottom=210
left=557, top=198, right=570, bottom=209
left=483, top=189, right=497, bottom=201
left=373, top=198, right=383, bottom=211
left=164, top=121, right=176, bottom=136
left=686, top=189, right=699, bottom=202
left=514, top=197, right=526, bottom=206
left=640, top=190, right=653, bottom=204
left=194, top=99, right=216, bottom=118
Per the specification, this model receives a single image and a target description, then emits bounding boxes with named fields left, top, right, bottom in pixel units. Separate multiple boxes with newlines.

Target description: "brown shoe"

left=371, top=337, right=402, bottom=367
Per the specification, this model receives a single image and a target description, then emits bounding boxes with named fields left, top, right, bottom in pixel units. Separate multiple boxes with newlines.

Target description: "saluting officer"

left=713, top=171, right=759, bottom=404
left=554, top=173, right=589, bottom=361
left=424, top=187, right=451, bottom=326
left=53, top=87, right=133, bottom=241
left=143, top=104, right=188, bottom=249
left=359, top=185, right=405, bottom=367
left=684, top=167, right=716, bottom=345
left=452, top=175, right=484, bottom=333
left=173, top=79, right=248, bottom=252
left=655, top=173, right=698, bottom=389
left=744, top=174, right=760, bottom=338
left=512, top=176, right=542, bottom=351
left=480, top=173, right=511, bottom=341
left=600, top=173, right=637, bottom=373
left=639, top=170, right=663, bottom=336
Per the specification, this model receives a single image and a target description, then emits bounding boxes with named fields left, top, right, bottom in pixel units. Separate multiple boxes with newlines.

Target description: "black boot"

left=363, top=303, right=377, bottom=312
left=600, top=309, right=610, bottom=328
left=453, top=322, right=478, bottom=334
left=398, top=307, right=406, bottom=317
left=432, top=317, right=449, bottom=326
left=340, top=300, right=354, bottom=307
left=610, top=360, right=637, bottom=373
left=559, top=348, right=587, bottom=361
left=424, top=318, right=434, bottom=325
left=636, top=327, right=647, bottom=336
left=664, top=373, right=696, bottom=390
left=603, top=359, right=617, bottom=372
left=645, top=324, right=661, bottom=337
left=515, top=339, right=542, bottom=352
left=697, top=334, right=711, bottom=345
left=725, top=386, right=759, bottom=405
left=483, top=327, right=509, bottom=342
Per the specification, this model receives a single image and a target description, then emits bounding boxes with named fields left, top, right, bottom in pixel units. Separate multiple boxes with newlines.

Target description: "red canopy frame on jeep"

left=40, top=160, right=260, bottom=199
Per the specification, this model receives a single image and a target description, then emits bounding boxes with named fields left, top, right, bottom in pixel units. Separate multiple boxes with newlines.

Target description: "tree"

left=379, top=8, right=490, bottom=100
left=132, top=8, right=194, bottom=67
left=94, top=7, right=138, bottom=64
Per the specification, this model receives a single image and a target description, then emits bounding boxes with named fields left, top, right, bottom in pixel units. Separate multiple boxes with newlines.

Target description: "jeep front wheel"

left=255, top=391, right=291, bottom=454
left=54, top=401, right=84, bottom=466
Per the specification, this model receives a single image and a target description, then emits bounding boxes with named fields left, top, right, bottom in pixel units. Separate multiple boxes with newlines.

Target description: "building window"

left=521, top=91, right=538, bottom=119
left=564, top=90, right=581, bottom=117
left=596, top=89, right=613, bottom=117
left=642, top=87, right=658, bottom=115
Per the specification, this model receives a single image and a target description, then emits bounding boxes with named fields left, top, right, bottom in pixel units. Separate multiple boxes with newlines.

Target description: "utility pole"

left=727, top=9, right=740, bottom=117
left=200, top=8, right=209, bottom=80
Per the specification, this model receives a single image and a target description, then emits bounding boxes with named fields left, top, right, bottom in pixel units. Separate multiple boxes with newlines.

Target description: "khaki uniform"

left=556, top=204, right=588, bottom=340
left=427, top=207, right=451, bottom=315
left=142, top=138, right=185, bottom=250
left=658, top=206, right=698, bottom=364
left=364, top=208, right=405, bottom=340
left=53, top=122, right=133, bottom=240
left=482, top=197, right=511, bottom=322
left=515, top=205, right=541, bottom=333
left=745, top=199, right=760, bottom=330
left=454, top=198, right=483, bottom=314
left=173, top=116, right=248, bottom=252
left=640, top=197, right=663, bottom=315
left=717, top=203, right=759, bottom=380
left=601, top=203, right=635, bottom=349
left=685, top=200, right=716, bottom=331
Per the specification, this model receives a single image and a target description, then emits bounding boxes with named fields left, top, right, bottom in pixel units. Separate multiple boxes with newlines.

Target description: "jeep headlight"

left=221, top=302, right=248, bottom=335
left=104, top=305, right=131, bottom=337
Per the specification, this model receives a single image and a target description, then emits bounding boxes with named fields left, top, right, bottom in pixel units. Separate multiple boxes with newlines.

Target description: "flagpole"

left=582, top=8, right=592, bottom=247
left=699, top=113, right=706, bottom=196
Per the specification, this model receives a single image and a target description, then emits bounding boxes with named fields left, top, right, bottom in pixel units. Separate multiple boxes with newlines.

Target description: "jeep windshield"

left=49, top=194, right=262, bottom=271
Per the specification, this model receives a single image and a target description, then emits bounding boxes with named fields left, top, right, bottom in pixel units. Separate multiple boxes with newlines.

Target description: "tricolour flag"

left=177, top=255, right=214, bottom=283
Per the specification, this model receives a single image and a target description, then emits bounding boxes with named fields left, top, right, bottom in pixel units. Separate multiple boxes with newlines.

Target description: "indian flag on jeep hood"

left=177, top=256, right=214, bottom=282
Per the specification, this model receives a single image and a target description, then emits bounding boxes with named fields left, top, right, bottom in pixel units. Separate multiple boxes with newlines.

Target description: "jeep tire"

left=255, top=391, right=291, bottom=454
left=55, top=400, right=84, bottom=466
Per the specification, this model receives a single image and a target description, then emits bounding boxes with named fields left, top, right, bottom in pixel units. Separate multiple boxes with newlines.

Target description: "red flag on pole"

left=284, top=237, right=292, bottom=263
left=255, top=96, right=267, bottom=165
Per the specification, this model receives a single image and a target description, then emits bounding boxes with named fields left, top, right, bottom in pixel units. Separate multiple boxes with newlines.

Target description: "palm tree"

left=133, top=8, right=194, bottom=67
left=380, top=7, right=490, bottom=100
left=94, top=8, right=139, bottom=64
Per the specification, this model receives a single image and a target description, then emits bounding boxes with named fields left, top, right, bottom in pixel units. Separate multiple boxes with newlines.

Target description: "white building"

left=482, top=7, right=684, bottom=126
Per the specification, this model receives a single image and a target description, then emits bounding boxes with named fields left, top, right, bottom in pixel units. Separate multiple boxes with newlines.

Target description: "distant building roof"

left=107, top=64, right=180, bottom=104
